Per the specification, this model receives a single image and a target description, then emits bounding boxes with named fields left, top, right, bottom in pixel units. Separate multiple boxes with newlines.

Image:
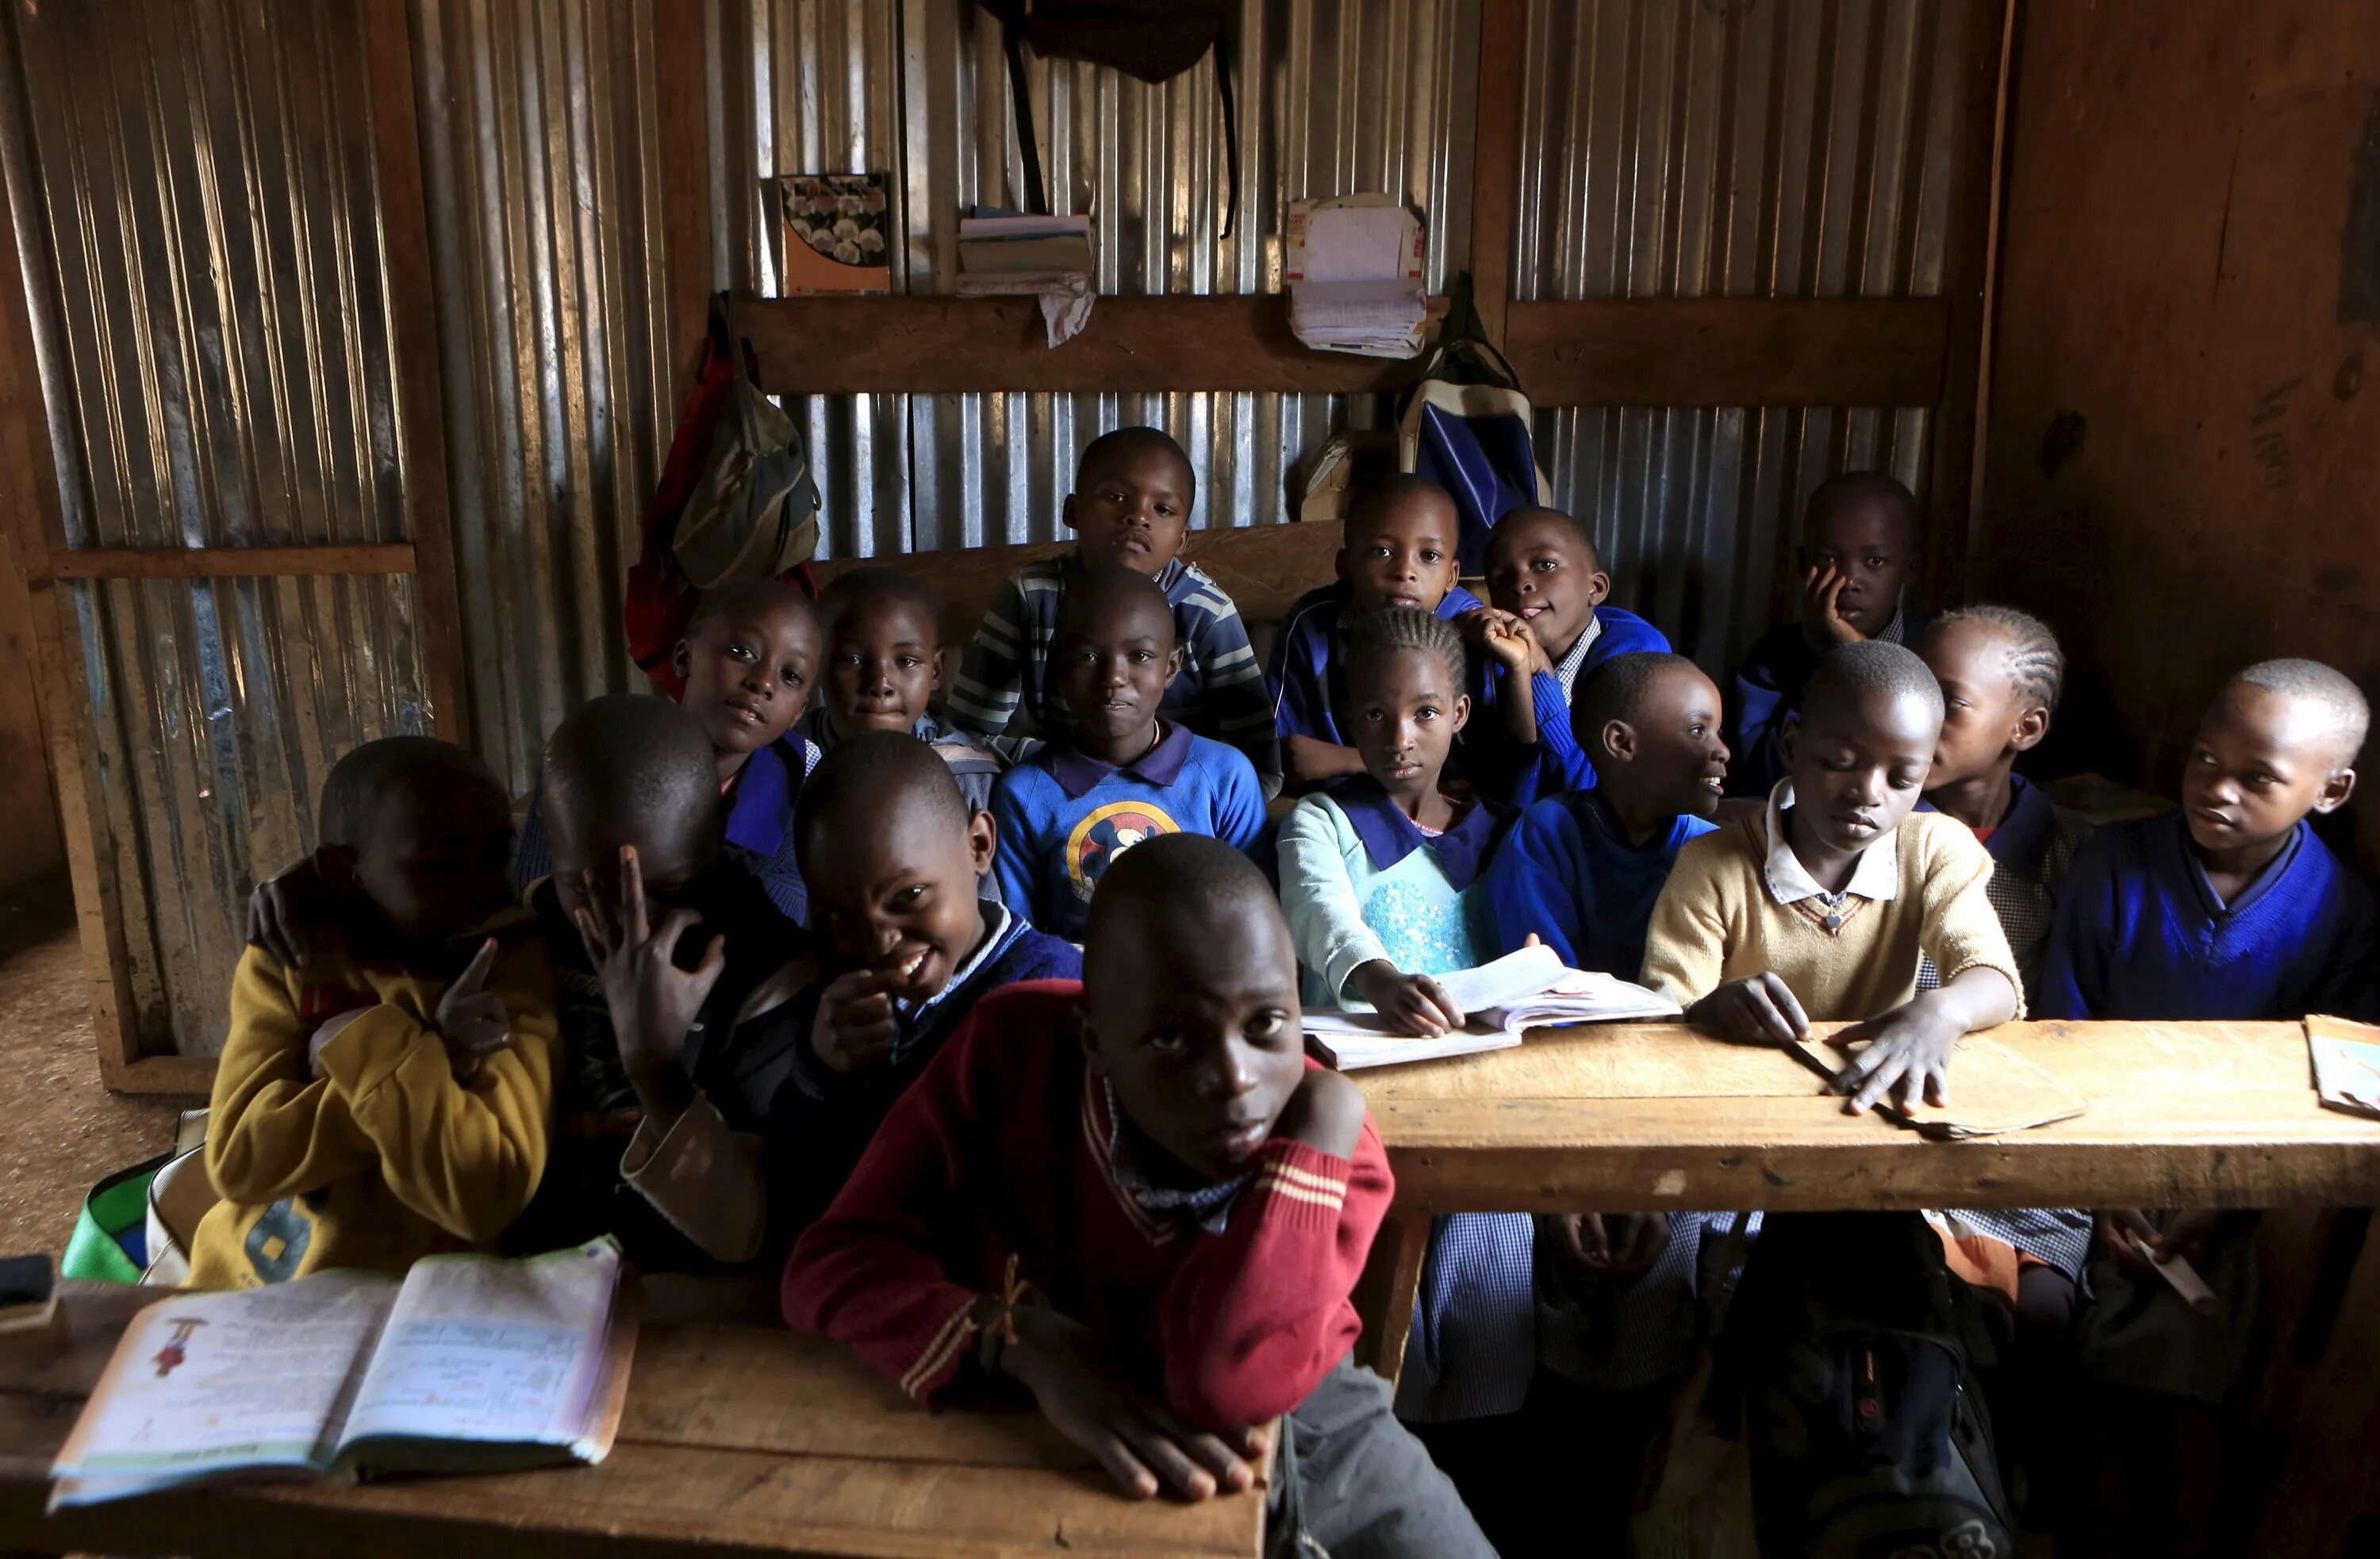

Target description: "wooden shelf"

left=728, top=292, right=1949, bottom=408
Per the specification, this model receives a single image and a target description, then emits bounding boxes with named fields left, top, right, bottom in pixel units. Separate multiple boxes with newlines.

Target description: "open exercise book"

left=1303, top=944, right=1681, bottom=1070
left=50, top=1237, right=634, bottom=1508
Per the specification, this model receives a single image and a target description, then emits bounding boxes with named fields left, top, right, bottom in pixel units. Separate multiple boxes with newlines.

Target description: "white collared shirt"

left=1760, top=780, right=1900, bottom=907
left=1552, top=613, right=1605, bottom=705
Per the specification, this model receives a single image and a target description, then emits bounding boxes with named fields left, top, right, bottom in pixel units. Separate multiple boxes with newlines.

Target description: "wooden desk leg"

left=1349, top=1212, right=1430, bottom=1387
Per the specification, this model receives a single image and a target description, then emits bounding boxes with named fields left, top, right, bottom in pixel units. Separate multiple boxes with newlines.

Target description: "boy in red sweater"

left=784, top=834, right=1490, bottom=1555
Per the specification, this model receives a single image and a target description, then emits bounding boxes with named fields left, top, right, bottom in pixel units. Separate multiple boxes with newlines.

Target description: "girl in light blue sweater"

left=1273, top=608, right=1532, bottom=1469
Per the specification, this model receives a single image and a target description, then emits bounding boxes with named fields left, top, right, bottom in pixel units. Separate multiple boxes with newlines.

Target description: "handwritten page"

left=51, top=1273, right=397, bottom=1503
left=338, top=1239, right=620, bottom=1452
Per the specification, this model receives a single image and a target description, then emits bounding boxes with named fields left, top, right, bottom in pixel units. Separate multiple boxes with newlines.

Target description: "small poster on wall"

left=774, top=173, right=892, bottom=294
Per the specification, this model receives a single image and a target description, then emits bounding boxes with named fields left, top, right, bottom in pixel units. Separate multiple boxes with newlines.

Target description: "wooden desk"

left=1350, top=1019, right=2380, bottom=1379
left=0, top=1284, right=1265, bottom=1559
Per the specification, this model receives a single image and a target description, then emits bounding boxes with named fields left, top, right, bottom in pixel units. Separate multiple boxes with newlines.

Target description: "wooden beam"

left=108, top=1054, right=218, bottom=1097
left=44, top=543, right=419, bottom=580
left=731, top=292, right=1452, bottom=397
left=363, top=0, right=471, bottom=744
left=1466, top=0, right=1528, bottom=344
left=1503, top=296, right=1949, bottom=407
left=732, top=294, right=1946, bottom=406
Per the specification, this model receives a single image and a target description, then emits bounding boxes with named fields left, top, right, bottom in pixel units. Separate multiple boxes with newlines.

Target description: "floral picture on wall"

left=774, top=173, right=893, bottom=294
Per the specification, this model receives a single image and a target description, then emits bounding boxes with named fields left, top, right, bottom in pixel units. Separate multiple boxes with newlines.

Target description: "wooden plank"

left=731, top=292, right=1946, bottom=407
left=1346, top=1214, right=1427, bottom=1384
left=2246, top=1225, right=2380, bottom=1556
left=808, top=520, right=1346, bottom=655
left=1925, top=0, right=2017, bottom=605
left=0, top=1296, right=1265, bottom=1559
left=1464, top=0, right=1527, bottom=346
left=44, top=544, right=420, bottom=581
left=731, top=293, right=1451, bottom=397
left=107, top=1054, right=217, bottom=1097
left=363, top=0, right=471, bottom=743
left=0, top=79, right=148, bottom=1089
left=1502, top=297, right=1950, bottom=409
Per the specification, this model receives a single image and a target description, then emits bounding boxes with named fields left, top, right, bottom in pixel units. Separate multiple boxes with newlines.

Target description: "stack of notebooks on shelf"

left=954, top=213, right=1094, bottom=294
left=1303, top=943, right=1680, bottom=1070
left=1284, top=194, right=1428, bottom=359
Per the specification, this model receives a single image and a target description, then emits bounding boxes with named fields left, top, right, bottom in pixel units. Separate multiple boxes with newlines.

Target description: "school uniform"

left=1915, top=774, right=2097, bottom=1003
left=989, top=722, right=1268, bottom=943
left=1276, top=779, right=1533, bottom=1426
left=1265, top=582, right=1489, bottom=751
left=512, top=732, right=823, bottom=926
left=763, top=904, right=1081, bottom=1247
left=1486, top=791, right=1718, bottom=976
left=2036, top=811, right=2377, bottom=1023
left=190, top=918, right=558, bottom=1288
left=948, top=550, right=1282, bottom=793
left=1728, top=601, right=1930, bottom=798
left=783, top=981, right=1493, bottom=1558
left=797, top=707, right=1005, bottom=903
left=1467, top=605, right=1672, bottom=804
left=504, top=870, right=808, bottom=1274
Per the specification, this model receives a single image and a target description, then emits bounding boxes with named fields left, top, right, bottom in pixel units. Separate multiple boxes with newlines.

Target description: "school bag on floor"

left=1397, top=272, right=1552, bottom=574
left=1716, top=1211, right=2017, bottom=1559
left=624, top=298, right=820, bottom=697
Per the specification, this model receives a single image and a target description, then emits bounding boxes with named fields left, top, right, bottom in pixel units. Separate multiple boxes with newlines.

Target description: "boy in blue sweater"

left=1469, top=506, right=1672, bottom=802
left=1266, top=475, right=1524, bottom=790
left=2039, top=659, right=2373, bottom=1554
left=1487, top=651, right=1728, bottom=976
left=991, top=565, right=1268, bottom=940
left=950, top=427, right=1280, bottom=792
left=1729, top=472, right=1929, bottom=798
left=798, top=568, right=1002, bottom=814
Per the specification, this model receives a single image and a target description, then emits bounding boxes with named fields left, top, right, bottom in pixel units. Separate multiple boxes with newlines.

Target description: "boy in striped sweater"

left=948, top=426, right=1281, bottom=793
left=785, top=835, right=1491, bottom=1555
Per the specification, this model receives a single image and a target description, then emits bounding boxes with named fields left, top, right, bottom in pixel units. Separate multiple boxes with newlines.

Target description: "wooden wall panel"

left=1977, top=2, right=2380, bottom=856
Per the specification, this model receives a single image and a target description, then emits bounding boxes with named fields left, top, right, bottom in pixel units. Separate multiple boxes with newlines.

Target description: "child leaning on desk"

left=784, top=835, right=1494, bottom=1558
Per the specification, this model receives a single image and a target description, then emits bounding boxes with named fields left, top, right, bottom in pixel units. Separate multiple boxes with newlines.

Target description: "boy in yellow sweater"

left=1642, top=639, right=2022, bottom=1112
left=193, top=738, right=558, bottom=1288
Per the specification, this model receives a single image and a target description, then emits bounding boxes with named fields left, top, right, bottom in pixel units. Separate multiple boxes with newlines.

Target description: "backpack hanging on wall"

left=624, top=297, right=820, bottom=697
left=1398, top=271, right=1553, bottom=574
left=973, top=0, right=1239, bottom=237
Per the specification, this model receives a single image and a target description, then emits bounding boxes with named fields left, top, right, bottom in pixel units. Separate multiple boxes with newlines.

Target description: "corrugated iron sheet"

left=745, top=0, right=1480, bottom=558
left=1518, top=0, right=1960, bottom=668
left=3, top=0, right=429, bottom=1054
left=413, top=0, right=677, bottom=796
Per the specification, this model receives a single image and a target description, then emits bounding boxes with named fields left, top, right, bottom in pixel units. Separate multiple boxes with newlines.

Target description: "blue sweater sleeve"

left=2034, top=830, right=2120, bottom=1020
left=989, top=770, right=1051, bottom=931
left=1186, top=598, right=1284, bottom=793
left=1209, top=746, right=1269, bottom=851
left=512, top=762, right=553, bottom=891
left=1486, top=803, right=1587, bottom=967
left=1269, top=611, right=1332, bottom=744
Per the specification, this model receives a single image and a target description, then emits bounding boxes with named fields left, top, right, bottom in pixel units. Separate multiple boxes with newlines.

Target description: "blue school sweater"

left=1914, top=774, right=2095, bottom=1004
left=1487, top=791, right=1718, bottom=978
left=512, top=733, right=821, bottom=927
left=948, top=550, right=1280, bottom=792
left=1466, top=605, right=1671, bottom=805
left=2036, top=812, right=2378, bottom=1022
left=989, top=722, right=1268, bottom=941
left=764, top=903, right=1081, bottom=1250
left=1266, top=582, right=1488, bottom=749
left=1727, top=604, right=1930, bottom=797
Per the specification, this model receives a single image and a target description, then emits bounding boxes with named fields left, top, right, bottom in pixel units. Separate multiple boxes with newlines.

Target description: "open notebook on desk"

left=1304, top=944, right=1681, bottom=1070
left=49, top=1237, right=633, bottom=1508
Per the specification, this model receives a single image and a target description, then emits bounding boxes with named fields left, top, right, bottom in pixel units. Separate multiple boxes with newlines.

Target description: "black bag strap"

left=1003, top=21, right=1050, bottom=216
left=1215, top=41, right=1237, bottom=240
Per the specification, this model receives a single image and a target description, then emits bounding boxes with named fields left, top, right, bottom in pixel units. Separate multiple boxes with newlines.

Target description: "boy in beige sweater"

left=1642, top=639, right=2022, bottom=1112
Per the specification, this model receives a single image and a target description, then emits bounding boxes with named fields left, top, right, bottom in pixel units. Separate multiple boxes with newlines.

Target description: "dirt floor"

left=0, top=866, right=182, bottom=1258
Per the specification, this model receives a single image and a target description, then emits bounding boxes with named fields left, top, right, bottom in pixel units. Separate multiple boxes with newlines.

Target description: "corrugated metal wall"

left=413, top=0, right=677, bottom=795
left=2, top=0, right=428, bottom=1056
left=1516, top=0, right=1961, bottom=669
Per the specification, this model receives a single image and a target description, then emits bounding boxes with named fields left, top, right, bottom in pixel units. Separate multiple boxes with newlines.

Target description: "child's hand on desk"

left=1800, top=564, right=1867, bottom=647
left=812, top=970, right=897, bottom=1073
left=998, top=1307, right=1265, bottom=1502
left=1349, top=960, right=1466, bottom=1037
left=248, top=857, right=343, bottom=971
left=1825, top=999, right=1963, bottom=1115
left=1689, top=973, right=1811, bottom=1046
left=572, top=847, right=725, bottom=1096
left=431, top=937, right=514, bottom=1080
left=1545, top=1212, right=1671, bottom=1280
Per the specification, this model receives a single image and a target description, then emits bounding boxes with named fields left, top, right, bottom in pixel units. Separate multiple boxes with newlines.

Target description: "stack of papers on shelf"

left=1285, top=194, right=1427, bottom=359
left=955, top=213, right=1096, bottom=345
left=2309, top=1013, right=2380, bottom=1119
left=1303, top=944, right=1682, bottom=1070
